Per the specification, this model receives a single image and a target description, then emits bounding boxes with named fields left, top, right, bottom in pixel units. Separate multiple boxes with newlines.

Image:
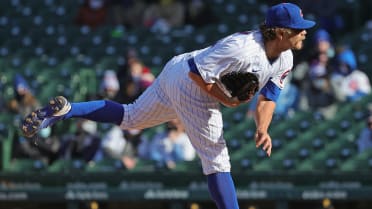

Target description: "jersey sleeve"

left=192, top=36, right=242, bottom=83
left=260, top=50, right=293, bottom=102
left=270, top=50, right=294, bottom=89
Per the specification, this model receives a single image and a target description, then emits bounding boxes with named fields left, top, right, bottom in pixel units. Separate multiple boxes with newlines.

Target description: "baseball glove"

left=220, top=71, right=259, bottom=101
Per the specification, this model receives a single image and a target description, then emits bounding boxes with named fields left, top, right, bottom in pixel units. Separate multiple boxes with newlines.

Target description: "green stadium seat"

left=127, top=159, right=156, bottom=172
left=54, top=159, right=87, bottom=172
left=3, top=38, right=24, bottom=54
left=97, top=56, right=118, bottom=71
left=0, top=0, right=371, bottom=179
left=297, top=148, right=343, bottom=172
left=230, top=141, right=257, bottom=161
left=227, top=138, right=242, bottom=152
left=2, top=84, right=15, bottom=101
left=254, top=157, right=298, bottom=171
left=0, top=1, right=12, bottom=13
left=298, top=147, right=311, bottom=160
left=172, top=160, right=202, bottom=172
left=46, top=159, right=66, bottom=172
left=238, top=158, right=254, bottom=171
left=340, top=150, right=372, bottom=171
left=85, top=158, right=123, bottom=172
left=4, top=159, right=43, bottom=172
left=1, top=121, right=15, bottom=171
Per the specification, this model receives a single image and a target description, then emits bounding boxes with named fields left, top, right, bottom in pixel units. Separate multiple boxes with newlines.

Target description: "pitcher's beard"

left=292, top=41, right=304, bottom=50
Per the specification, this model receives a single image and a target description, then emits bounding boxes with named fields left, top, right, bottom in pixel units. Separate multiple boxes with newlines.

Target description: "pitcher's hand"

left=255, top=130, right=272, bottom=157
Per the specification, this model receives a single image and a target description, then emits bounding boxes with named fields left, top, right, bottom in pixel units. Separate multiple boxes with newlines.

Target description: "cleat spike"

left=21, top=96, right=71, bottom=138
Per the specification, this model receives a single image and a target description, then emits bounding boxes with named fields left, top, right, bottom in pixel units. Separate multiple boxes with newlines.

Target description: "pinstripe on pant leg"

left=119, top=77, right=177, bottom=130
left=120, top=54, right=231, bottom=175
left=163, top=57, right=231, bottom=175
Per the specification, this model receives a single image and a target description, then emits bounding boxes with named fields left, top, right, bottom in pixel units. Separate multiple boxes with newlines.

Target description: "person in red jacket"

left=75, top=0, right=108, bottom=29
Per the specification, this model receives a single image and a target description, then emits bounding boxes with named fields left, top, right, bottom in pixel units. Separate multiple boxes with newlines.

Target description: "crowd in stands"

left=2, top=0, right=372, bottom=170
left=248, top=27, right=371, bottom=121
left=74, top=0, right=218, bottom=32
left=138, top=118, right=196, bottom=169
left=5, top=44, right=196, bottom=170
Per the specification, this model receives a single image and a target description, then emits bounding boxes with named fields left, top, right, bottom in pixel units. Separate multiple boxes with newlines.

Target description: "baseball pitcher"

left=22, top=3, right=315, bottom=209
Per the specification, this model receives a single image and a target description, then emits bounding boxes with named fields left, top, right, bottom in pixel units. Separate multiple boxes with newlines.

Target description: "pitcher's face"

left=286, top=29, right=307, bottom=50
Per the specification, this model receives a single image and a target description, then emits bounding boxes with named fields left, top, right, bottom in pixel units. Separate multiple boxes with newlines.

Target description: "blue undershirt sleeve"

left=259, top=80, right=281, bottom=102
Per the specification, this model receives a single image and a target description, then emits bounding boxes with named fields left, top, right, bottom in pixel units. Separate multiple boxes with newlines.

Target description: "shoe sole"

left=50, top=96, right=71, bottom=116
left=21, top=96, right=71, bottom=138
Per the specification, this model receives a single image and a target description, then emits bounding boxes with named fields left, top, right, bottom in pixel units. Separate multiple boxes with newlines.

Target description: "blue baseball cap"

left=265, top=3, right=315, bottom=29
left=314, top=29, right=331, bottom=43
left=338, top=48, right=357, bottom=70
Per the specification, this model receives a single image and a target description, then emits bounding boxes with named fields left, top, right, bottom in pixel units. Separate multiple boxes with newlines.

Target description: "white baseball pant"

left=119, top=54, right=231, bottom=175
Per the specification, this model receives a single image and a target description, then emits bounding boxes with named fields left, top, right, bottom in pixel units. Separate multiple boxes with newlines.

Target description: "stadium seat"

left=340, top=149, right=372, bottom=171
left=254, top=157, right=298, bottom=171
left=85, top=158, right=123, bottom=172
left=298, top=148, right=311, bottom=160
left=127, top=159, right=157, bottom=172
left=172, top=160, right=202, bottom=173
left=3, top=38, right=24, bottom=55
left=2, top=83, right=15, bottom=101
left=4, top=159, right=46, bottom=172
left=0, top=0, right=370, bottom=181
left=47, top=159, right=67, bottom=173
left=271, top=138, right=283, bottom=150
left=227, top=137, right=242, bottom=151
left=230, top=141, right=257, bottom=161
left=0, top=119, right=14, bottom=171
left=239, top=158, right=253, bottom=170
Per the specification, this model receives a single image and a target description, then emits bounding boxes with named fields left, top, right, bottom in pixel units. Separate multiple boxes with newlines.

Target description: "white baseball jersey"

left=120, top=30, right=294, bottom=175
left=190, top=31, right=293, bottom=99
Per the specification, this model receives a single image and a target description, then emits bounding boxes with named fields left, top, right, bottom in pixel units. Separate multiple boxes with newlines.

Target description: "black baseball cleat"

left=21, top=96, right=71, bottom=138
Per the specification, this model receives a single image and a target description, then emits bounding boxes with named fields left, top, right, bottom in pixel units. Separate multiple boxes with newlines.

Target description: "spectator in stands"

left=357, top=115, right=372, bottom=153
left=295, top=29, right=334, bottom=73
left=75, top=0, right=108, bottom=29
left=12, top=127, right=60, bottom=166
left=98, top=70, right=120, bottom=100
left=98, top=50, right=155, bottom=168
left=7, top=73, right=40, bottom=117
left=184, top=0, right=218, bottom=27
left=93, top=68, right=143, bottom=169
left=274, top=74, right=300, bottom=118
left=107, top=0, right=147, bottom=28
left=330, top=47, right=371, bottom=102
left=297, top=0, right=344, bottom=34
left=143, top=0, right=185, bottom=34
left=142, top=119, right=196, bottom=169
left=59, top=119, right=102, bottom=163
left=313, top=29, right=335, bottom=60
left=245, top=93, right=258, bottom=119
left=116, top=49, right=155, bottom=103
left=305, top=51, right=337, bottom=119
left=101, top=126, right=142, bottom=169
left=247, top=80, right=301, bottom=119
left=290, top=29, right=335, bottom=112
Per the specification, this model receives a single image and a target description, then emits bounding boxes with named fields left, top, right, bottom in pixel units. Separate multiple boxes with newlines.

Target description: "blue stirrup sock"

left=63, top=100, right=124, bottom=125
left=207, top=172, right=239, bottom=209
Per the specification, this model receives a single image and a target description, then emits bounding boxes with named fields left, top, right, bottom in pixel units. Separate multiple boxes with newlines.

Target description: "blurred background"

left=0, top=0, right=372, bottom=209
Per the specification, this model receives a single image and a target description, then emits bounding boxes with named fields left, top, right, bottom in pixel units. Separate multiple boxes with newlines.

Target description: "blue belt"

left=187, top=57, right=201, bottom=76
